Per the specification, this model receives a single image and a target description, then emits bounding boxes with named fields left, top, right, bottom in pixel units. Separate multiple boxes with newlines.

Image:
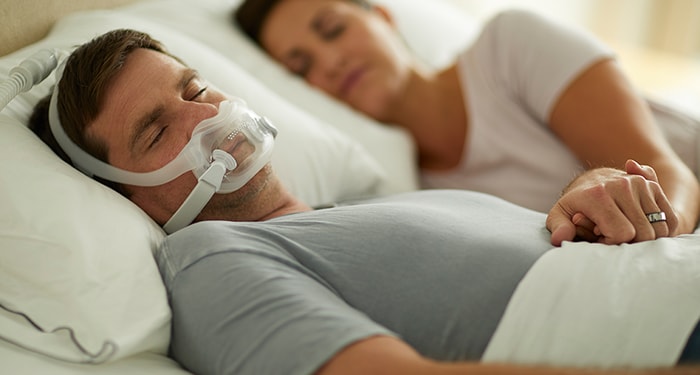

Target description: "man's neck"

left=257, top=195, right=312, bottom=221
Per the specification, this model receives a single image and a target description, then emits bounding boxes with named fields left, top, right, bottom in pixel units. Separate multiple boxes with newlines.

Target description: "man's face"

left=88, top=48, right=280, bottom=224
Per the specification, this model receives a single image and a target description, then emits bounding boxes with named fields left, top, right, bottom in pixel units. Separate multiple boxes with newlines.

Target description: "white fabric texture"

left=0, top=115, right=171, bottom=364
left=0, top=0, right=471, bottom=371
left=420, top=10, right=700, bottom=213
left=420, top=10, right=612, bottom=212
left=117, top=0, right=480, bottom=195
left=0, top=12, right=388, bottom=363
left=484, top=235, right=700, bottom=368
left=0, top=341, right=191, bottom=375
left=2, top=0, right=696, bottom=372
left=118, top=0, right=418, bottom=195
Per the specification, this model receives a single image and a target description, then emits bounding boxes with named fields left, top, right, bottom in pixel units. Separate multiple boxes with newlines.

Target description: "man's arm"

left=317, top=336, right=698, bottom=375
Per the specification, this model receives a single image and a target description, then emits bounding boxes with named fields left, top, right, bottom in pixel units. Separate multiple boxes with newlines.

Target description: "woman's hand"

left=547, top=160, right=680, bottom=246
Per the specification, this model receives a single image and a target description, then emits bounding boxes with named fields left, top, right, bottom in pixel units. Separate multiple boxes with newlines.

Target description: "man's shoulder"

left=156, top=220, right=298, bottom=284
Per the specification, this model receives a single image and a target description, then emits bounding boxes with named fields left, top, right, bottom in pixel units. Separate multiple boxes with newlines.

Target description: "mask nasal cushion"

left=188, top=99, right=276, bottom=194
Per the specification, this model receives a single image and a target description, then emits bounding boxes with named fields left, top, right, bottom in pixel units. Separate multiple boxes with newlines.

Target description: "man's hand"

left=547, top=160, right=679, bottom=246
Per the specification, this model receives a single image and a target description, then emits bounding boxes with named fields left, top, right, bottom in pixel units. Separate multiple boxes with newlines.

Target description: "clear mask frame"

left=47, top=60, right=278, bottom=233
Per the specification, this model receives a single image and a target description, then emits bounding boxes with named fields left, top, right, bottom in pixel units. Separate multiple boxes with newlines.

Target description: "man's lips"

left=216, top=131, right=253, bottom=167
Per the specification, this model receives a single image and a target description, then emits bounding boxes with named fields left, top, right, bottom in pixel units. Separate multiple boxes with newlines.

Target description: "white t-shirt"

left=420, top=10, right=700, bottom=213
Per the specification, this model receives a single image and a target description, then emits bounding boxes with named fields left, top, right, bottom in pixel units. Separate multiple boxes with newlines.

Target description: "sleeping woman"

left=233, top=0, right=700, bottom=246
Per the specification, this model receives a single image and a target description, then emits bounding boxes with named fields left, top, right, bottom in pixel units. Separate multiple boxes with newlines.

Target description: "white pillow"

left=117, top=0, right=479, bottom=194
left=0, top=7, right=390, bottom=367
left=0, top=17, right=180, bottom=366
left=0, top=339, right=190, bottom=375
left=0, top=0, right=474, bottom=366
left=375, top=0, right=479, bottom=69
left=0, top=114, right=170, bottom=364
left=122, top=0, right=476, bottom=69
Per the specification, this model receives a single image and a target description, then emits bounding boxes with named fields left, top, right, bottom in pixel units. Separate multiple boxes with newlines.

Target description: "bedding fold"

left=483, top=235, right=700, bottom=368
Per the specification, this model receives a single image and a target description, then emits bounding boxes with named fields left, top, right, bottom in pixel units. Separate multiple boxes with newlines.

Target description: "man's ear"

left=371, top=5, right=395, bottom=26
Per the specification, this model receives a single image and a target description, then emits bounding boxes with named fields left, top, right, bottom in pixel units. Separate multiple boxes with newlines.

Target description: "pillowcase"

left=0, top=16, right=178, bottom=366
left=117, top=0, right=478, bottom=194
left=376, top=0, right=479, bottom=69
left=0, top=6, right=391, bottom=367
left=0, top=112, right=170, bottom=364
left=0, top=0, right=474, bottom=366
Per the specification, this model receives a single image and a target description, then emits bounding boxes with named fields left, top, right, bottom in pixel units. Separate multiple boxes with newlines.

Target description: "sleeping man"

left=29, top=29, right=699, bottom=375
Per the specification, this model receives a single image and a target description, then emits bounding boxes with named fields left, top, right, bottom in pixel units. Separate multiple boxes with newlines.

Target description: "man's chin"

left=197, top=165, right=276, bottom=221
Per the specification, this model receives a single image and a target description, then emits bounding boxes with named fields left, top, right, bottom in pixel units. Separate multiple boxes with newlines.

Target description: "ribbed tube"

left=0, top=49, right=60, bottom=112
left=0, top=73, right=26, bottom=111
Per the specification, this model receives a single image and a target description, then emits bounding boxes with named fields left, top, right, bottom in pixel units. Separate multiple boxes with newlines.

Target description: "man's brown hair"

left=29, top=29, right=182, bottom=194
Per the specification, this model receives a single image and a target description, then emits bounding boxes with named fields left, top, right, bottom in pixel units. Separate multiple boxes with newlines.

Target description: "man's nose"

left=183, top=101, right=219, bottom=138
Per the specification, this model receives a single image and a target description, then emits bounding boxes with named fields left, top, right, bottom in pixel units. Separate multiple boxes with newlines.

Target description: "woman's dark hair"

left=29, top=29, right=183, bottom=195
left=234, top=0, right=282, bottom=44
left=234, top=0, right=371, bottom=45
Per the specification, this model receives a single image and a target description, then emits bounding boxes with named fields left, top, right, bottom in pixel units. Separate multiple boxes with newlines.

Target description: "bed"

left=0, top=0, right=471, bottom=373
left=0, top=0, right=698, bottom=373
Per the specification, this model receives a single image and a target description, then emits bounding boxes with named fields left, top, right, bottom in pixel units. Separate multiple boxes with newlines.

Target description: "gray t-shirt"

left=155, top=190, right=554, bottom=375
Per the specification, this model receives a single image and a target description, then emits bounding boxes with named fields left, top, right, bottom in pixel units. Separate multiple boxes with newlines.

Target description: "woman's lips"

left=339, top=66, right=366, bottom=98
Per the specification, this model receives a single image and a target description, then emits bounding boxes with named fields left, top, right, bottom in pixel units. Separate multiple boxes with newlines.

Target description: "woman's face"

left=260, top=0, right=413, bottom=121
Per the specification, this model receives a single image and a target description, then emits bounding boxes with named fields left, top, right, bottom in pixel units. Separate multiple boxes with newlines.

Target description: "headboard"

left=0, top=0, right=142, bottom=57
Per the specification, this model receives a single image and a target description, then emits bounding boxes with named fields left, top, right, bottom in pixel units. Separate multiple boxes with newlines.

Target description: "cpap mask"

left=47, top=60, right=278, bottom=233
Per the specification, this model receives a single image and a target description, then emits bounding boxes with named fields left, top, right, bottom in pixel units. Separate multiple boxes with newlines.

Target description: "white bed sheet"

left=0, top=339, right=190, bottom=375
left=484, top=233, right=700, bottom=368
left=1, top=0, right=699, bottom=373
left=0, top=0, right=474, bottom=373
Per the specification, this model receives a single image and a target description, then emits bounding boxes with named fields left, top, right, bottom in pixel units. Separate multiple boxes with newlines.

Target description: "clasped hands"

left=547, top=159, right=679, bottom=246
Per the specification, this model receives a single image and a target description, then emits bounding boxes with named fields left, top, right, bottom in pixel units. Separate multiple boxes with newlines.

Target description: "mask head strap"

left=47, top=57, right=277, bottom=233
left=48, top=60, right=192, bottom=187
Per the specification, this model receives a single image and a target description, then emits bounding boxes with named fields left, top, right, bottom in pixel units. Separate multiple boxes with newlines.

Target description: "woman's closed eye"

left=287, top=51, right=312, bottom=77
left=313, top=8, right=345, bottom=41
left=319, top=21, right=345, bottom=40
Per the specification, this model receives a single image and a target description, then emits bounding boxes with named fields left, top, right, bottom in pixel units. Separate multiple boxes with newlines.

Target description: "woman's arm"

left=317, top=336, right=699, bottom=375
left=546, top=58, right=700, bottom=245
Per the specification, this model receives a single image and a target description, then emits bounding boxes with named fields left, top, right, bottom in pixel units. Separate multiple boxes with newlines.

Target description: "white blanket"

left=483, top=235, right=700, bottom=368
